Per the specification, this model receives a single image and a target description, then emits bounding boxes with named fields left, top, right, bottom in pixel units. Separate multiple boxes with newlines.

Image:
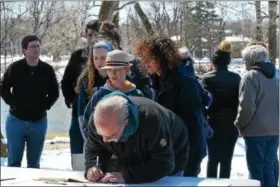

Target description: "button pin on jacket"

left=160, top=138, right=167, bottom=147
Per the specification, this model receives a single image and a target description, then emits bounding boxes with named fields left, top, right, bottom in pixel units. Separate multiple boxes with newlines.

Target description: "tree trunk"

left=134, top=2, right=154, bottom=37
left=98, top=1, right=119, bottom=22
left=255, top=1, right=263, bottom=41
left=113, top=11, right=120, bottom=28
left=268, top=1, right=277, bottom=65
left=182, top=2, right=189, bottom=47
left=52, top=49, right=61, bottom=62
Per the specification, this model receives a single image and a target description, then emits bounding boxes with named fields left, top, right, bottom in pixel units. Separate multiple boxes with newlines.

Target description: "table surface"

left=1, top=166, right=260, bottom=186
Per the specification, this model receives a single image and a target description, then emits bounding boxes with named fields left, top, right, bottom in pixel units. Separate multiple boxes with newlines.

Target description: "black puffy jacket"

left=85, top=96, right=189, bottom=184
left=200, top=65, right=241, bottom=136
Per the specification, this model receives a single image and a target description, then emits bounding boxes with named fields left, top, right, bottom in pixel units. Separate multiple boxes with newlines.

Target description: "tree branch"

left=115, top=1, right=136, bottom=11
left=134, top=2, right=154, bottom=36
left=0, top=6, right=32, bottom=45
left=261, top=11, right=269, bottom=17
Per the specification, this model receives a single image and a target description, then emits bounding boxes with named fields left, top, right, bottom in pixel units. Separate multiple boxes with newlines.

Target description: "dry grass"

left=44, top=132, right=70, bottom=150
left=45, top=132, right=69, bottom=140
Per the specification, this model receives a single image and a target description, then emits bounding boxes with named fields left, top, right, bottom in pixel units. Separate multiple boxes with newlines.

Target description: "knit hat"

left=212, top=40, right=232, bottom=66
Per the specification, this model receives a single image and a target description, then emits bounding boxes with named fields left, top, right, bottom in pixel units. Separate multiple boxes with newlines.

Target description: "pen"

left=96, top=156, right=99, bottom=168
left=1, top=178, right=16, bottom=182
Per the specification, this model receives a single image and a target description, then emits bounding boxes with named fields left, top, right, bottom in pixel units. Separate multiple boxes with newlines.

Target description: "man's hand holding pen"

left=87, top=168, right=124, bottom=184
left=86, top=156, right=125, bottom=184
left=86, top=167, right=104, bottom=182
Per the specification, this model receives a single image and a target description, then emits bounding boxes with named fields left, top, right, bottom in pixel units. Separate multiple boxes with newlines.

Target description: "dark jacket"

left=79, top=81, right=143, bottom=141
left=61, top=48, right=89, bottom=116
left=184, top=56, right=196, bottom=78
left=78, top=70, right=107, bottom=106
left=150, top=61, right=206, bottom=163
left=0, top=58, right=59, bottom=121
left=201, top=65, right=241, bottom=136
left=85, top=96, right=189, bottom=184
left=128, top=57, right=153, bottom=99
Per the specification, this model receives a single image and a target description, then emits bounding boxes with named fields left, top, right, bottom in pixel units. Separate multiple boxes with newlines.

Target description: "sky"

left=75, top=1, right=276, bottom=25
left=59, top=1, right=262, bottom=23
left=1, top=1, right=277, bottom=25
left=117, top=1, right=272, bottom=23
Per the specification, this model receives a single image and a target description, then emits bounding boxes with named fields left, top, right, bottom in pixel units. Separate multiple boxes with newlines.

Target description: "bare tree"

left=134, top=2, right=154, bottom=37
left=0, top=2, right=33, bottom=71
left=99, top=1, right=119, bottom=22
left=255, top=1, right=263, bottom=41
left=28, top=1, right=56, bottom=40
left=79, top=1, right=98, bottom=37
left=268, top=1, right=277, bottom=65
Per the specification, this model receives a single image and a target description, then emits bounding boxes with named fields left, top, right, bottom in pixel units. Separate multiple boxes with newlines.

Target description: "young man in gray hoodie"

left=234, top=45, right=279, bottom=187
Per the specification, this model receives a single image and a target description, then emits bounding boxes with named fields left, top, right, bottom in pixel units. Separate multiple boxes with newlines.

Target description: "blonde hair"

left=75, top=49, right=96, bottom=97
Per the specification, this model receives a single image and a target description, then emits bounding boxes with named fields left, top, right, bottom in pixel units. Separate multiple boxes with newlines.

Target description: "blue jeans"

left=69, top=115, right=84, bottom=154
left=244, top=136, right=279, bottom=187
left=6, top=113, right=47, bottom=168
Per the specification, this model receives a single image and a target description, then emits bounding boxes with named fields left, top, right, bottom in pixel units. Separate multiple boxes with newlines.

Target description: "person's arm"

left=61, top=51, right=80, bottom=108
left=45, top=66, right=59, bottom=110
left=137, top=84, right=153, bottom=99
left=185, top=57, right=196, bottom=78
left=85, top=115, right=112, bottom=178
left=122, top=116, right=175, bottom=183
left=178, top=76, right=205, bottom=161
left=196, top=79, right=212, bottom=107
left=78, top=84, right=87, bottom=141
left=234, top=75, right=257, bottom=130
left=0, top=65, right=16, bottom=106
left=82, top=90, right=105, bottom=140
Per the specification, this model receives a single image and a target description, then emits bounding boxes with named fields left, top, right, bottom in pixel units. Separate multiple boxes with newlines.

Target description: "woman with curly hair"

left=134, top=37, right=207, bottom=177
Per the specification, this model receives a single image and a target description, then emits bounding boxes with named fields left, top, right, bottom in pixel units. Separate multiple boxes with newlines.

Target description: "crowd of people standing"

left=0, top=19, right=279, bottom=187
